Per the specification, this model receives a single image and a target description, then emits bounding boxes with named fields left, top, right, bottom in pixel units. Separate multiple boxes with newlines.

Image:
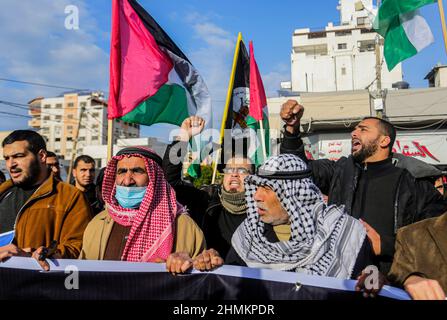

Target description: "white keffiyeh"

left=231, top=154, right=366, bottom=279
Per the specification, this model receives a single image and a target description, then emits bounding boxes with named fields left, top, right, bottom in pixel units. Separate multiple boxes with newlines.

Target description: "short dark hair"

left=2, top=130, right=46, bottom=155
left=363, top=117, right=396, bottom=152
left=46, top=151, right=58, bottom=158
left=74, top=155, right=95, bottom=169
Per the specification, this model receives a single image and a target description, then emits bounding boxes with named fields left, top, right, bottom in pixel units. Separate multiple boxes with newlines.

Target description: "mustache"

left=256, top=202, right=267, bottom=211
left=10, top=168, right=22, bottom=173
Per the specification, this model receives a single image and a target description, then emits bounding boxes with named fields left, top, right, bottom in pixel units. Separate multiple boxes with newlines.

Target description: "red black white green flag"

left=108, top=0, right=212, bottom=176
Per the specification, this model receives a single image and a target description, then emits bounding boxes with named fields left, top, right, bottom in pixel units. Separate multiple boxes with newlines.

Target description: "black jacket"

left=280, top=129, right=447, bottom=272
left=162, top=141, right=246, bottom=258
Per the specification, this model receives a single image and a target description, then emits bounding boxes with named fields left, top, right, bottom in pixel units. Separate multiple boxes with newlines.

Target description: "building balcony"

left=28, top=119, right=41, bottom=128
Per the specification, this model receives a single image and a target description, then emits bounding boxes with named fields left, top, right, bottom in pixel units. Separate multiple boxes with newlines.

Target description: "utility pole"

left=375, top=0, right=383, bottom=118
left=66, top=104, right=86, bottom=183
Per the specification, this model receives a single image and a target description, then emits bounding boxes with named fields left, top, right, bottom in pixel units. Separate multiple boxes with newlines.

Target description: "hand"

left=166, top=252, right=193, bottom=275
left=404, top=275, right=446, bottom=300
left=193, top=249, right=224, bottom=271
left=0, top=244, right=30, bottom=261
left=280, top=100, right=304, bottom=134
left=360, top=219, right=381, bottom=256
left=355, top=268, right=387, bottom=298
left=178, top=116, right=205, bottom=141
left=30, top=246, right=51, bottom=272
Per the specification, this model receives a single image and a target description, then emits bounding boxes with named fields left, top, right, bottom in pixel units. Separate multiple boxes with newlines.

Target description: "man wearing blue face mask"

left=79, top=147, right=206, bottom=274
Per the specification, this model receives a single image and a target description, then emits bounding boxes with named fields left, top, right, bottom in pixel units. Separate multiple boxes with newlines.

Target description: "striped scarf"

left=102, top=149, right=178, bottom=262
left=231, top=154, right=366, bottom=279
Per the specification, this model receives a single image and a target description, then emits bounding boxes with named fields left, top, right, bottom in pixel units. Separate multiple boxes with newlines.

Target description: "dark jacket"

left=162, top=141, right=246, bottom=258
left=280, top=129, right=447, bottom=272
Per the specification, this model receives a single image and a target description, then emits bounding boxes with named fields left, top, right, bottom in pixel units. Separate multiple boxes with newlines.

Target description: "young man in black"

left=279, top=100, right=447, bottom=274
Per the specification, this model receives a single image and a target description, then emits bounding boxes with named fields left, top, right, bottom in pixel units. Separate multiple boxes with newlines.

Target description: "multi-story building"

left=291, top=0, right=402, bottom=93
left=28, top=91, right=140, bottom=160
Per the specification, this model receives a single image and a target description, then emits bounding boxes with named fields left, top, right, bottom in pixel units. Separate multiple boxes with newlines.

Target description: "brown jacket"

left=79, top=210, right=206, bottom=260
left=388, top=212, right=447, bottom=292
left=0, top=174, right=92, bottom=258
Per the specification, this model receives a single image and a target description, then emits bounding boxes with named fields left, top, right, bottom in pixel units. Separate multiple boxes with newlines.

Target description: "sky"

left=0, top=0, right=445, bottom=143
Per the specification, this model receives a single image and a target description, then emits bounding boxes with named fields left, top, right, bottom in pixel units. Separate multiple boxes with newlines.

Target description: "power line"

left=0, top=77, right=105, bottom=93
left=0, top=111, right=31, bottom=118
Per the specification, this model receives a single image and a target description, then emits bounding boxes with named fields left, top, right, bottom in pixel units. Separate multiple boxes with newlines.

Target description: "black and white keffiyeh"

left=231, top=154, right=366, bottom=279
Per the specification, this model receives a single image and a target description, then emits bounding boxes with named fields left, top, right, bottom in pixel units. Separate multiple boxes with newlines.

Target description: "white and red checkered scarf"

left=102, top=149, right=178, bottom=262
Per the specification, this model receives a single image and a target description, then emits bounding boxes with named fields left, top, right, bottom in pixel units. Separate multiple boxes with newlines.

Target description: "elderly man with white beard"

left=223, top=154, right=375, bottom=280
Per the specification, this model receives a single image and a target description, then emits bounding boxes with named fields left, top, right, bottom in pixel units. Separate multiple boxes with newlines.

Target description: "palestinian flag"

left=218, top=34, right=269, bottom=168
left=247, top=41, right=270, bottom=166
left=219, top=35, right=250, bottom=167
left=374, top=0, right=436, bottom=71
left=108, top=0, right=212, bottom=175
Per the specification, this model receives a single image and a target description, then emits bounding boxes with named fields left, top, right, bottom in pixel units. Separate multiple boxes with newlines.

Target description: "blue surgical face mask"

left=115, top=186, right=147, bottom=209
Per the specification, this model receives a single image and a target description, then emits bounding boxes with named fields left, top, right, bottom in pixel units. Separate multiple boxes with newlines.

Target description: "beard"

left=13, top=157, right=42, bottom=188
left=352, top=138, right=379, bottom=163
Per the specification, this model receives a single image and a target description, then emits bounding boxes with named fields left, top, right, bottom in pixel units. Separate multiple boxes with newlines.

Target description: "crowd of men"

left=0, top=99, right=446, bottom=300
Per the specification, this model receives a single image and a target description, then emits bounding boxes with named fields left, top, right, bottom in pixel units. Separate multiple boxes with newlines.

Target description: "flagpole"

left=438, top=0, right=447, bottom=55
left=211, top=32, right=243, bottom=184
left=259, top=118, right=267, bottom=162
left=107, top=119, right=113, bottom=162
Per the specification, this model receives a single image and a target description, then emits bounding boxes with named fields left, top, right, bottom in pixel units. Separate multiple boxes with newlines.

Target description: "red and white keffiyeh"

left=102, top=147, right=178, bottom=262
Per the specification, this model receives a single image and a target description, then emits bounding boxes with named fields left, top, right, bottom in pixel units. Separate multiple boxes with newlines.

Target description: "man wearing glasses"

left=163, top=116, right=255, bottom=261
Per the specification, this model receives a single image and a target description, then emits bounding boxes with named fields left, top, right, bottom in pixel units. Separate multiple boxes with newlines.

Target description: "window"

left=44, top=104, right=51, bottom=109
left=92, top=124, right=99, bottom=129
left=92, top=112, right=100, bottom=118
left=55, top=138, right=61, bottom=142
left=357, top=17, right=367, bottom=25
left=67, top=102, right=74, bottom=108
left=338, top=43, right=347, bottom=50
left=80, top=102, right=87, bottom=108
left=335, top=30, right=352, bottom=37
left=92, top=136, right=99, bottom=141
left=55, top=115, right=62, bottom=120
left=67, top=114, right=74, bottom=119
left=55, top=103, right=62, bottom=109
left=67, top=137, right=73, bottom=141
left=78, top=137, right=85, bottom=141
left=43, top=116, right=50, bottom=120
left=341, top=67, right=347, bottom=75
left=67, top=125, right=73, bottom=130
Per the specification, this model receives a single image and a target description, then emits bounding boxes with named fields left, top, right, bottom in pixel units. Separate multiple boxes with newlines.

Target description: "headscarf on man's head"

left=102, top=146, right=178, bottom=262
left=231, top=154, right=366, bottom=279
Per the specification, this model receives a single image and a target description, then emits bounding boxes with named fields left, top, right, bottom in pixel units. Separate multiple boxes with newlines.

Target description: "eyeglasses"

left=223, top=167, right=252, bottom=175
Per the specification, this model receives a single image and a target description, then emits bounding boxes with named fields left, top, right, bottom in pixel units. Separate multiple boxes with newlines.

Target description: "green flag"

left=374, top=0, right=436, bottom=71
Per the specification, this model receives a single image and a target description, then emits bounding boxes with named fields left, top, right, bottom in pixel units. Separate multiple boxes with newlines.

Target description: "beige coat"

left=79, top=209, right=205, bottom=260
left=388, top=212, right=447, bottom=292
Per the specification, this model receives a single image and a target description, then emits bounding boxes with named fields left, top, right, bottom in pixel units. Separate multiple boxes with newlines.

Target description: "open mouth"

left=351, top=139, right=362, bottom=152
left=229, top=181, right=240, bottom=187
